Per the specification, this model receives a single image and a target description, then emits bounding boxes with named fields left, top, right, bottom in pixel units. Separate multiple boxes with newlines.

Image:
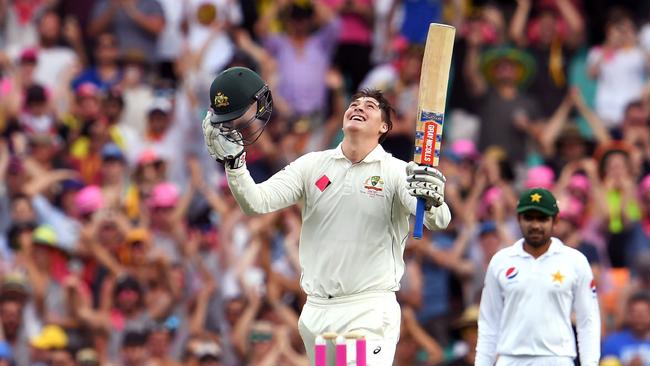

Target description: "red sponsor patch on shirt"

left=315, top=175, right=331, bottom=192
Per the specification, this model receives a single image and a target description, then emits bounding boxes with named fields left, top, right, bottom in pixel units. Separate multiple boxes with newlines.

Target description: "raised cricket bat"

left=413, top=23, right=456, bottom=239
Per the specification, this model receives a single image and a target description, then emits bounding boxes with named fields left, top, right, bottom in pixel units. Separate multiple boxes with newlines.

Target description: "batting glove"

left=406, top=161, right=446, bottom=209
left=202, top=109, right=246, bottom=169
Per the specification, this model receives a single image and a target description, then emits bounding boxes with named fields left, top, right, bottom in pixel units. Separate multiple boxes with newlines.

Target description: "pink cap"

left=559, top=197, right=584, bottom=224
left=525, top=165, right=555, bottom=189
left=568, top=174, right=590, bottom=192
left=75, top=185, right=104, bottom=215
left=136, top=149, right=160, bottom=166
left=450, top=139, right=479, bottom=160
left=76, top=82, right=99, bottom=98
left=640, top=174, right=650, bottom=194
left=481, top=186, right=502, bottom=208
left=147, top=182, right=179, bottom=208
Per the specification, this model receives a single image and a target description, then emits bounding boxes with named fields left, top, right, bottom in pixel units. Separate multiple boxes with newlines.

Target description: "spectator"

left=30, top=7, right=82, bottom=92
left=88, top=0, right=165, bottom=65
left=602, top=292, right=650, bottom=364
left=324, top=0, right=374, bottom=95
left=509, top=0, right=585, bottom=116
left=255, top=1, right=341, bottom=131
left=465, top=42, right=542, bottom=167
left=588, top=9, right=648, bottom=128
left=626, top=174, right=650, bottom=263
left=447, top=305, right=480, bottom=366
left=72, top=32, right=123, bottom=92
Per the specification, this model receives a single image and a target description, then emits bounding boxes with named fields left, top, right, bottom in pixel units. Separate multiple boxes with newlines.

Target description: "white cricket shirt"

left=476, top=238, right=600, bottom=366
left=226, top=144, right=451, bottom=298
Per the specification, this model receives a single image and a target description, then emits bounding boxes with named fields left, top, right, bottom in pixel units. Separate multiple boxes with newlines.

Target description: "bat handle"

left=414, top=198, right=426, bottom=239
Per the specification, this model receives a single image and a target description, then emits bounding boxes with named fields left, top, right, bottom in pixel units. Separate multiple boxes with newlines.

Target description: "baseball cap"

left=19, top=48, right=37, bottom=64
left=147, top=98, right=172, bottom=115
left=75, top=185, right=104, bottom=215
left=76, top=348, right=98, bottom=366
left=455, top=305, right=479, bottom=329
left=32, top=225, right=58, bottom=246
left=75, top=82, right=99, bottom=99
left=0, top=272, right=30, bottom=303
left=516, top=188, right=559, bottom=216
left=524, top=165, right=555, bottom=189
left=126, top=228, right=150, bottom=244
left=147, top=182, right=179, bottom=208
left=450, top=139, right=479, bottom=161
left=31, top=325, right=68, bottom=350
left=478, top=221, right=497, bottom=236
left=568, top=174, right=590, bottom=193
left=101, top=143, right=125, bottom=162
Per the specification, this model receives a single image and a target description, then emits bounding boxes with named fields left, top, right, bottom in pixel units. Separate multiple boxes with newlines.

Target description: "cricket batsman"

left=201, top=67, right=451, bottom=365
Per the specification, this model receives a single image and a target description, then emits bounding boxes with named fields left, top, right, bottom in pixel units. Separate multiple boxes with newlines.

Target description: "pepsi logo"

left=505, top=267, right=518, bottom=280
left=590, top=279, right=597, bottom=294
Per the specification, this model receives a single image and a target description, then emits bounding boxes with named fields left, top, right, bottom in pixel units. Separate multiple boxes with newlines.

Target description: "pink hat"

left=450, top=139, right=479, bottom=160
left=524, top=165, right=555, bottom=189
left=568, top=174, right=590, bottom=192
left=136, top=149, right=161, bottom=166
left=559, top=197, right=584, bottom=225
left=640, top=174, right=650, bottom=194
left=147, top=182, right=179, bottom=208
left=75, top=185, right=104, bottom=215
left=479, top=186, right=502, bottom=213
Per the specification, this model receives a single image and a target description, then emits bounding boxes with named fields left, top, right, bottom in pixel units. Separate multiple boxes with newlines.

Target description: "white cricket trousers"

left=496, top=355, right=575, bottom=366
left=298, top=291, right=401, bottom=366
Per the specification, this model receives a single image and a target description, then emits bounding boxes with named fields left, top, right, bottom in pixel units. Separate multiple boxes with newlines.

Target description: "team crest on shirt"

left=590, top=279, right=597, bottom=294
left=361, top=176, right=385, bottom=198
left=505, top=267, right=518, bottom=280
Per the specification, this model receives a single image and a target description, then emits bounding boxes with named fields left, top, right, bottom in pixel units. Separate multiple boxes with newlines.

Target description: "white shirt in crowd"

left=186, top=0, right=242, bottom=75
left=225, top=144, right=451, bottom=298
left=587, top=46, right=646, bottom=128
left=476, top=238, right=600, bottom=366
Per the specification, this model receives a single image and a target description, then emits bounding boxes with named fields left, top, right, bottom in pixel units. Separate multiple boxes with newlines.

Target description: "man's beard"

left=524, top=231, right=550, bottom=248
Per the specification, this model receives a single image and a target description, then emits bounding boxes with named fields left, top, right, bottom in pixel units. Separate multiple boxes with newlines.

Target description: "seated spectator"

left=602, top=292, right=650, bottom=364
left=447, top=305, right=480, bottom=366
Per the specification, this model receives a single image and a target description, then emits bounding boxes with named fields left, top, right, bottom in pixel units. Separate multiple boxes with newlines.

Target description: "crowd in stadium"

left=0, top=0, right=649, bottom=365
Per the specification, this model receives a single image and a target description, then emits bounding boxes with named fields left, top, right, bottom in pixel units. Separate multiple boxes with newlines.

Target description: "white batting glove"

left=202, top=109, right=246, bottom=169
left=406, top=161, right=446, bottom=210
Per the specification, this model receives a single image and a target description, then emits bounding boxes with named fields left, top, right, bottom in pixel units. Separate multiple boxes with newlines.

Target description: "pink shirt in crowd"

left=322, top=0, right=373, bottom=45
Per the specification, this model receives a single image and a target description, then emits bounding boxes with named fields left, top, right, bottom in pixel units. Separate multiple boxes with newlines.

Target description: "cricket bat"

left=412, top=23, right=456, bottom=239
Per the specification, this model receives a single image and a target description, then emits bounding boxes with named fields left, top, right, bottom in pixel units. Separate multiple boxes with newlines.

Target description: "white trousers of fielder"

left=298, top=291, right=401, bottom=366
left=496, top=355, right=575, bottom=366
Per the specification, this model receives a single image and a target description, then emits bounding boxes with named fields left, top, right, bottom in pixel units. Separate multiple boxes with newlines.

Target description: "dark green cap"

left=209, top=67, right=266, bottom=123
left=516, top=188, right=559, bottom=216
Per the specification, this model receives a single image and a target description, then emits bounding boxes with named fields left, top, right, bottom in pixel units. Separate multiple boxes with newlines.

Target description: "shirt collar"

left=510, top=237, right=564, bottom=258
left=332, top=143, right=387, bottom=163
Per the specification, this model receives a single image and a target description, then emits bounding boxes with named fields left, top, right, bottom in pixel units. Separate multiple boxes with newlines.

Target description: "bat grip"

left=414, top=198, right=426, bottom=239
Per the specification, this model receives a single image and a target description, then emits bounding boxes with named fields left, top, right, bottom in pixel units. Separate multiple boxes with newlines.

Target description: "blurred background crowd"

left=0, top=0, right=649, bottom=365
